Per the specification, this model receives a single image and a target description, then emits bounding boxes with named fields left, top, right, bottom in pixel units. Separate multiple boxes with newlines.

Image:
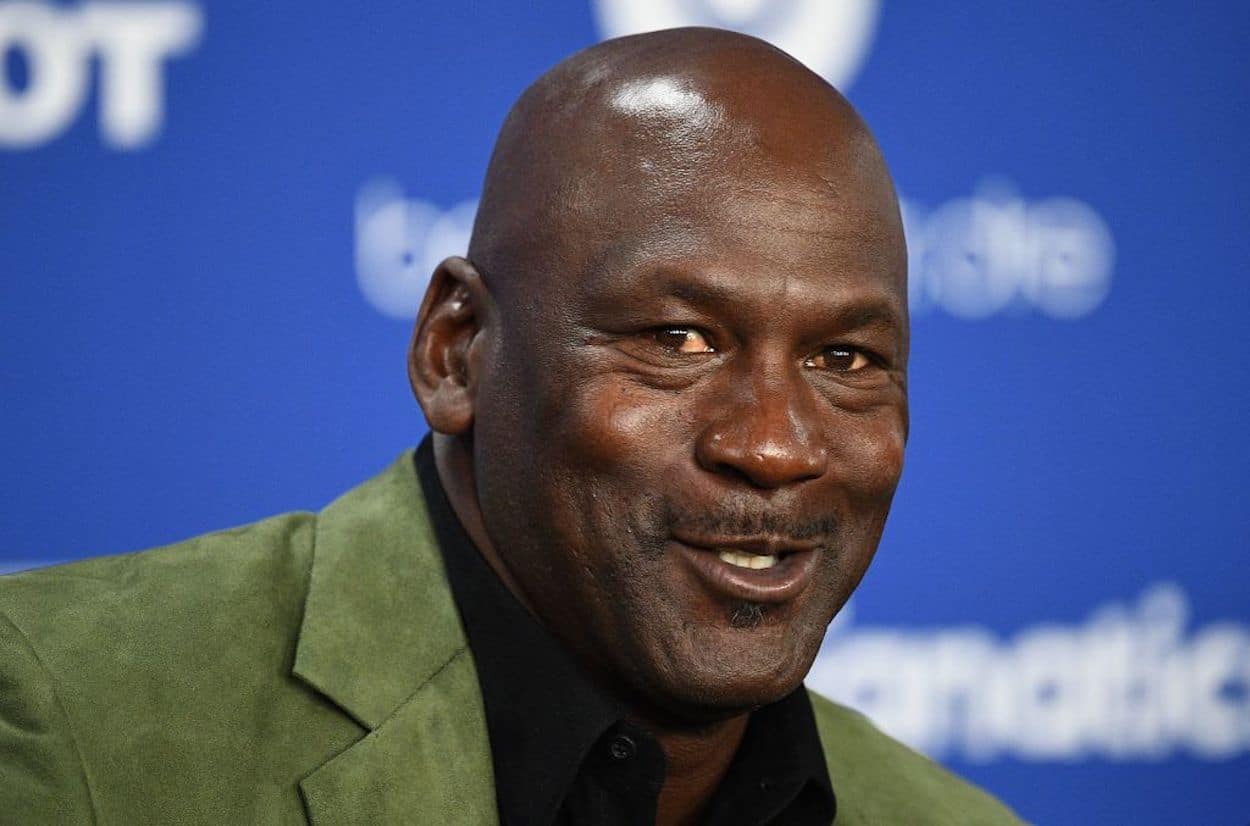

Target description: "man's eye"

left=651, top=327, right=715, bottom=354
left=806, top=346, right=871, bottom=372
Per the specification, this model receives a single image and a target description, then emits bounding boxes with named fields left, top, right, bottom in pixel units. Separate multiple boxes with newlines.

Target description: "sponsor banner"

left=811, top=583, right=1250, bottom=762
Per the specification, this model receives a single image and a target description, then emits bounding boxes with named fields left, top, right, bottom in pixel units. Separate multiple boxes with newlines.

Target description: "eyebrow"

left=663, top=276, right=732, bottom=307
left=834, top=301, right=904, bottom=332
left=620, top=266, right=905, bottom=333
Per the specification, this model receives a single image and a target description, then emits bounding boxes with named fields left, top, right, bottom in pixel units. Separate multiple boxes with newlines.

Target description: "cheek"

left=831, top=410, right=906, bottom=496
left=550, top=377, right=692, bottom=474
left=825, top=409, right=906, bottom=571
left=503, top=375, right=688, bottom=564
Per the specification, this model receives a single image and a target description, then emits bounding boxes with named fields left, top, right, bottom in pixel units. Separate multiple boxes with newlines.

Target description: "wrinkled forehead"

left=573, top=182, right=907, bottom=324
left=471, top=54, right=905, bottom=314
left=544, top=84, right=904, bottom=290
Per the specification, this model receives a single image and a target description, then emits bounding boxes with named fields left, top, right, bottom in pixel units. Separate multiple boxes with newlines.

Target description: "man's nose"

left=694, top=364, right=828, bottom=490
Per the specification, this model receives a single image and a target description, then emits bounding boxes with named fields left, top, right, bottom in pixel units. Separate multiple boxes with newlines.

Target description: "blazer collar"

left=291, top=450, right=498, bottom=824
left=293, top=449, right=465, bottom=728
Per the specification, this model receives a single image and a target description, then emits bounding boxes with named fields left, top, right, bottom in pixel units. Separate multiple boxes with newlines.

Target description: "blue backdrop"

left=2, top=2, right=1247, bottom=822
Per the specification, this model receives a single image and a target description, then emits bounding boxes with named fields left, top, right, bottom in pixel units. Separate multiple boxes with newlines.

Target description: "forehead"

left=559, top=171, right=907, bottom=317
left=484, top=63, right=906, bottom=324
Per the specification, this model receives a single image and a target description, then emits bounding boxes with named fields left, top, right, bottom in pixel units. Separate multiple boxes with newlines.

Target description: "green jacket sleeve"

left=0, top=610, right=96, bottom=824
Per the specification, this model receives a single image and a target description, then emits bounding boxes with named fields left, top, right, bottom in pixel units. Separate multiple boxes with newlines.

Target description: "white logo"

left=590, top=0, right=880, bottom=91
left=0, top=1, right=202, bottom=149
left=902, top=180, right=1115, bottom=320
left=355, top=178, right=478, bottom=320
left=810, top=583, right=1250, bottom=761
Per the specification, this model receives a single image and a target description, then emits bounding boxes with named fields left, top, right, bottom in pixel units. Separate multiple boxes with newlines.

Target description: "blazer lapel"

left=290, top=451, right=498, bottom=825
left=298, top=648, right=497, bottom=824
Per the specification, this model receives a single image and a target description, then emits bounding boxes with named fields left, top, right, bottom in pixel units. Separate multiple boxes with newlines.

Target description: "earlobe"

left=408, top=256, right=492, bottom=436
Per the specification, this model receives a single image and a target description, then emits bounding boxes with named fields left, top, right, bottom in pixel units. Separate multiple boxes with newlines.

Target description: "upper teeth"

left=718, top=550, right=779, bottom=570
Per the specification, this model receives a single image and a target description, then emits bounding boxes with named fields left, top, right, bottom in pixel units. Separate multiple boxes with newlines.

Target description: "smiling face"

left=415, top=30, right=908, bottom=723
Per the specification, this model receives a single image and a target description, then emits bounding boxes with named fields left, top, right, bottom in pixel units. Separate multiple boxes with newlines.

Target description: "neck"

left=433, top=433, right=752, bottom=823
left=433, top=435, right=536, bottom=612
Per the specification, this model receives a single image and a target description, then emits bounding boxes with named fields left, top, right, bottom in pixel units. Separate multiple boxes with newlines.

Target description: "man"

left=0, top=27, right=1021, bottom=825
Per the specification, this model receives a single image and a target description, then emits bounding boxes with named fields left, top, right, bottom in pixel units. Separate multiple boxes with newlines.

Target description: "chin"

left=638, top=617, right=823, bottom=723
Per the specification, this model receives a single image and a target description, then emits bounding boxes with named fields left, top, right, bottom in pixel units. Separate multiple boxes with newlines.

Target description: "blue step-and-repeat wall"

left=2, top=2, right=1247, bottom=822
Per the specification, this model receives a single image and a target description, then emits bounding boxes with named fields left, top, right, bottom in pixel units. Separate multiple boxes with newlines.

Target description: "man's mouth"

left=670, top=533, right=823, bottom=605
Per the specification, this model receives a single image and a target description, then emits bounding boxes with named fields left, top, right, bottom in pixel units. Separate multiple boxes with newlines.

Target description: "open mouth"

left=670, top=534, right=822, bottom=604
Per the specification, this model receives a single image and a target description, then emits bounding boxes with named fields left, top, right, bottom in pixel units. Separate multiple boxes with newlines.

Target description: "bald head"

left=468, top=27, right=904, bottom=302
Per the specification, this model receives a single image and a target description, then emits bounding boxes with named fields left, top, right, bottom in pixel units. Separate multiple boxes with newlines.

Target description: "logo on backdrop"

left=0, top=1, right=202, bottom=149
left=355, top=179, right=478, bottom=321
left=809, top=583, right=1250, bottom=761
left=354, top=178, right=1115, bottom=322
left=590, top=0, right=880, bottom=91
left=904, top=180, right=1115, bottom=320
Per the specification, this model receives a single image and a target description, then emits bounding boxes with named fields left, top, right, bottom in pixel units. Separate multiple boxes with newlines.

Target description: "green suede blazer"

left=0, top=452, right=1022, bottom=825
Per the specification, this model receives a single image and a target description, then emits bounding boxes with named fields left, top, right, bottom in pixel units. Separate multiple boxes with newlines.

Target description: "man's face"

left=470, top=140, right=908, bottom=721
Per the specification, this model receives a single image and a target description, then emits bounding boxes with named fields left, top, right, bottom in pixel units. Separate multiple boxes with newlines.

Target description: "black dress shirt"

left=415, top=438, right=837, bottom=825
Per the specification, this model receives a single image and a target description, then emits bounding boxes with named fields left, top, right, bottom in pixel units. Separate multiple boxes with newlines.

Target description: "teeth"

left=717, top=550, right=779, bottom=570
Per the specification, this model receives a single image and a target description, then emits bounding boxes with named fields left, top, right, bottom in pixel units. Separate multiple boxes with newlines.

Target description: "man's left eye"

left=805, top=346, right=871, bottom=372
left=651, top=327, right=715, bottom=354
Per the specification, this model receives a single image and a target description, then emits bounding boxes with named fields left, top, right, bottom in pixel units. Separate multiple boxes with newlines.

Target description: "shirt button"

left=608, top=734, right=637, bottom=761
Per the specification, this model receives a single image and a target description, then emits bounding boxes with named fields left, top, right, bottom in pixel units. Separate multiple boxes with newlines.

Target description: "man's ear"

left=408, top=256, right=494, bottom=435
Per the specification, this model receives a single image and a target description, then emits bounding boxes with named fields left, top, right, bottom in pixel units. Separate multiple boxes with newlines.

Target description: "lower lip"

left=672, top=541, right=821, bottom=604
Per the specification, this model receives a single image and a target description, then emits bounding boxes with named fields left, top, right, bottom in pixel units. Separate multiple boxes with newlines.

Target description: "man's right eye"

left=650, top=327, right=715, bottom=354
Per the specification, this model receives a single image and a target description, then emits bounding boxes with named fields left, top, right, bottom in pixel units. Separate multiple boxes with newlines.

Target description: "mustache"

left=656, top=499, right=840, bottom=544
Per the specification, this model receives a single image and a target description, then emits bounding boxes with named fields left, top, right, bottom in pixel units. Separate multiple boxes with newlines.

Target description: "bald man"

left=0, top=28, right=1021, bottom=825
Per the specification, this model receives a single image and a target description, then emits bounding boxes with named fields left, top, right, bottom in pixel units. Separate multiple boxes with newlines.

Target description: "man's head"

left=410, top=27, right=907, bottom=724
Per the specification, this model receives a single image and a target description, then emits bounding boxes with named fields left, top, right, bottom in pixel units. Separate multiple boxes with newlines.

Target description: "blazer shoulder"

left=806, top=689, right=1026, bottom=825
left=3, top=511, right=314, bottom=614
left=0, top=511, right=318, bottom=686
left=0, top=511, right=369, bottom=822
